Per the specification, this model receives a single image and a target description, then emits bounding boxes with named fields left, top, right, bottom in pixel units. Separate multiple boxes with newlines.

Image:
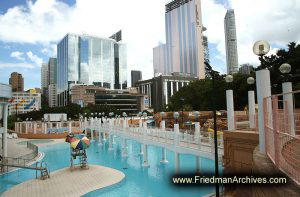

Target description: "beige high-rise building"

left=153, top=0, right=205, bottom=79
left=9, top=72, right=24, bottom=92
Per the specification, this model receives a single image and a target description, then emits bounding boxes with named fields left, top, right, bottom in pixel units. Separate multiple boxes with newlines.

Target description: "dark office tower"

left=48, top=58, right=57, bottom=85
left=9, top=72, right=24, bottom=92
left=131, top=70, right=142, bottom=87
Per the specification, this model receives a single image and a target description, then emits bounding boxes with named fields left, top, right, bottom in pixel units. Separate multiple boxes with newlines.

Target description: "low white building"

left=8, top=92, right=41, bottom=115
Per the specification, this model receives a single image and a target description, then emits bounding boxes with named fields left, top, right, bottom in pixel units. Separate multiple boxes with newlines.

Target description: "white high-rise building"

left=224, top=9, right=238, bottom=74
left=41, top=63, right=49, bottom=90
left=153, top=0, right=205, bottom=79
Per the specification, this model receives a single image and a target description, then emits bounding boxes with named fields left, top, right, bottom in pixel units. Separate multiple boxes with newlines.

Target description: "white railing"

left=88, top=122, right=223, bottom=156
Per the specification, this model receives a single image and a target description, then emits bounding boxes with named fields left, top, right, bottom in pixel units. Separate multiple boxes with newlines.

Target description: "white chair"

left=8, top=134, right=13, bottom=139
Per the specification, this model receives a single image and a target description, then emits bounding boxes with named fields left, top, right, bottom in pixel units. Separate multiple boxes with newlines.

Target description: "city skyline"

left=0, top=0, right=299, bottom=90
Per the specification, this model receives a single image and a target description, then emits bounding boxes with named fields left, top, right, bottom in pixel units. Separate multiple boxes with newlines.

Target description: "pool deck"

left=1, top=165, right=125, bottom=197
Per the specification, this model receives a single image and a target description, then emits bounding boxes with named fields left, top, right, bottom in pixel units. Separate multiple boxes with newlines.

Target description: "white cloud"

left=10, top=51, right=25, bottom=60
left=203, top=0, right=300, bottom=70
left=41, top=44, right=56, bottom=57
left=26, top=51, right=43, bottom=66
left=0, top=0, right=299, bottom=79
left=0, top=62, right=35, bottom=69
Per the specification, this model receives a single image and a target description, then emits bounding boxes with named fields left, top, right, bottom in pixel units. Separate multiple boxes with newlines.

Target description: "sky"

left=0, top=0, right=299, bottom=90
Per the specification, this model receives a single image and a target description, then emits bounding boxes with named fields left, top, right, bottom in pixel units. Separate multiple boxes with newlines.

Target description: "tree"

left=167, top=73, right=253, bottom=111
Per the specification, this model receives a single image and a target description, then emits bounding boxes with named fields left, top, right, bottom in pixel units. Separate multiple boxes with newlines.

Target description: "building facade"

left=164, top=0, right=205, bottom=79
left=48, top=84, right=57, bottom=108
left=70, top=85, right=145, bottom=114
left=8, top=92, right=41, bottom=116
left=131, top=70, right=142, bottom=87
left=48, top=58, right=57, bottom=85
left=41, top=63, right=49, bottom=91
left=239, top=63, right=254, bottom=75
left=57, top=33, right=127, bottom=106
left=9, top=72, right=24, bottom=92
left=136, top=74, right=198, bottom=112
left=153, top=44, right=166, bottom=75
left=70, top=85, right=105, bottom=107
left=224, top=9, right=239, bottom=74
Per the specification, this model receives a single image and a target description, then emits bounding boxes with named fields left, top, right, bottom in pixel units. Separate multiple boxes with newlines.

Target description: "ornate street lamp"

left=180, top=98, right=185, bottom=127
left=122, top=112, right=127, bottom=120
left=174, top=112, right=179, bottom=124
left=253, top=40, right=270, bottom=69
left=160, top=112, right=165, bottom=121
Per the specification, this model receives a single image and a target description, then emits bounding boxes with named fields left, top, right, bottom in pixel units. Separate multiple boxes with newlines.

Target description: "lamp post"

left=180, top=98, right=185, bottom=128
left=247, top=77, right=256, bottom=129
left=279, top=63, right=295, bottom=135
left=174, top=112, right=179, bottom=124
left=160, top=112, right=165, bottom=121
left=204, top=61, right=220, bottom=197
left=253, top=40, right=270, bottom=69
left=253, top=40, right=271, bottom=154
left=225, top=75, right=234, bottom=131
left=143, top=112, right=147, bottom=127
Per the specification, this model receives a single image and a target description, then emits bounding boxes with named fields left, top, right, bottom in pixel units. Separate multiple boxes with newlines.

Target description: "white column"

left=149, top=84, right=152, bottom=107
left=84, top=117, right=87, bottom=135
left=161, top=120, right=165, bottom=130
left=174, top=152, right=180, bottom=174
left=170, top=81, right=173, bottom=96
left=123, top=118, right=127, bottom=128
left=196, top=156, right=201, bottom=173
left=91, top=118, right=94, bottom=141
left=164, top=81, right=168, bottom=105
left=194, top=122, right=200, bottom=145
left=33, top=122, right=37, bottom=134
left=174, top=124, right=179, bottom=145
left=256, top=69, right=272, bottom=154
left=226, top=90, right=235, bottom=131
left=143, top=144, right=150, bottom=167
left=176, top=82, right=179, bottom=92
left=68, top=121, right=72, bottom=134
left=25, top=122, right=28, bottom=134
left=44, top=123, right=47, bottom=134
left=248, top=91, right=256, bottom=128
left=3, top=104, right=8, bottom=157
left=282, top=82, right=295, bottom=136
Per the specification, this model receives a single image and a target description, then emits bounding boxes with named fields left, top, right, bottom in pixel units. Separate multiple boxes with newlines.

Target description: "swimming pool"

left=1, top=136, right=222, bottom=196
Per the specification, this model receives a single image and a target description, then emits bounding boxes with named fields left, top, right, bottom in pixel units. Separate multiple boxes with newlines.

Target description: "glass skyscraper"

left=57, top=33, right=127, bottom=106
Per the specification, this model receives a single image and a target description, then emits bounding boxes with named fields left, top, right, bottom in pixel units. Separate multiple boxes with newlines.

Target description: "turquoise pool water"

left=17, top=139, right=54, bottom=145
left=1, top=137, right=222, bottom=196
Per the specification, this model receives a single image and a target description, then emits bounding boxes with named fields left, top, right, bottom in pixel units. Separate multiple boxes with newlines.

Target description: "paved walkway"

left=0, top=139, right=33, bottom=158
left=1, top=165, right=125, bottom=197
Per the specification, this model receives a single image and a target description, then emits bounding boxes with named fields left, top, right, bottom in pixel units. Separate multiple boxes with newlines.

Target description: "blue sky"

left=0, top=0, right=299, bottom=90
